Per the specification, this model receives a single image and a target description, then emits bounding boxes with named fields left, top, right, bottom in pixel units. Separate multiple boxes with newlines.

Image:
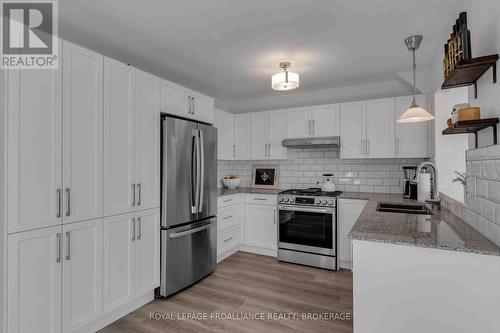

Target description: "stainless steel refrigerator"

left=158, top=115, right=217, bottom=297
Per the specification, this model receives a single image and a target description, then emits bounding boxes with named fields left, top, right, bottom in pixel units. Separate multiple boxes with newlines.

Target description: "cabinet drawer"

left=218, top=206, right=239, bottom=231
left=217, top=225, right=239, bottom=254
left=244, top=194, right=277, bottom=206
left=217, top=194, right=240, bottom=208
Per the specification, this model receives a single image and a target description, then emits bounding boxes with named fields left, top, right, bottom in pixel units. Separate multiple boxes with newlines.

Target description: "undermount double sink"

left=377, top=202, right=433, bottom=215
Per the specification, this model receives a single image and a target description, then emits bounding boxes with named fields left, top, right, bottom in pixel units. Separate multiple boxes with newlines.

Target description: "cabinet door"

left=250, top=112, right=268, bottom=159
left=337, top=199, right=367, bottom=270
left=7, top=226, right=62, bottom=333
left=233, top=113, right=251, bottom=160
left=192, top=93, right=214, bottom=124
left=103, top=213, right=135, bottom=313
left=340, top=101, right=366, bottom=159
left=7, top=68, right=62, bottom=233
left=215, top=109, right=234, bottom=160
left=62, top=42, right=103, bottom=224
left=103, top=58, right=135, bottom=216
left=160, top=81, right=189, bottom=117
left=286, top=107, right=311, bottom=139
left=312, top=104, right=340, bottom=137
left=134, top=209, right=160, bottom=295
left=135, top=70, right=161, bottom=211
left=365, top=98, right=395, bottom=158
left=395, top=95, right=429, bottom=158
left=62, top=219, right=102, bottom=332
left=244, top=204, right=277, bottom=250
left=268, top=110, right=287, bottom=159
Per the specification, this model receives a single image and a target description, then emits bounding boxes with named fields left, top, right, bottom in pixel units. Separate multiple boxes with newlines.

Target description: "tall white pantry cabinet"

left=0, top=40, right=169, bottom=333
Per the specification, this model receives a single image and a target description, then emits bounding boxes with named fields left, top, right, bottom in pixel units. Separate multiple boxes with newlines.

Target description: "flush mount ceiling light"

left=397, top=35, right=435, bottom=123
left=271, top=62, right=300, bottom=91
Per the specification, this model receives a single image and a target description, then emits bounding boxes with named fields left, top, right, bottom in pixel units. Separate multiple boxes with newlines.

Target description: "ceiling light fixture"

left=397, top=35, right=435, bottom=123
left=271, top=62, right=299, bottom=91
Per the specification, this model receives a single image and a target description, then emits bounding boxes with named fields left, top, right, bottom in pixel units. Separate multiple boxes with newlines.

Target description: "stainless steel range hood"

left=281, top=136, right=340, bottom=149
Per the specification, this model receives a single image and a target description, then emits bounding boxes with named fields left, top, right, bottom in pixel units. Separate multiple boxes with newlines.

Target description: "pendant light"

left=271, top=62, right=300, bottom=91
left=397, top=35, right=435, bottom=123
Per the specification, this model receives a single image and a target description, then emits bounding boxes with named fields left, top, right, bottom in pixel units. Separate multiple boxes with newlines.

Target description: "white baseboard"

left=338, top=259, right=352, bottom=271
left=217, top=246, right=239, bottom=263
left=74, top=291, right=154, bottom=333
left=239, top=244, right=277, bottom=257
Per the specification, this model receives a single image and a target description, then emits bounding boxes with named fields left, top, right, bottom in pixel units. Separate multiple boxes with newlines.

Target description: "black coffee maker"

left=403, top=166, right=418, bottom=199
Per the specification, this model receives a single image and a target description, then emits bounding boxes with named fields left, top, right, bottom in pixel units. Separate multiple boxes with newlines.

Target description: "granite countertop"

left=217, top=187, right=280, bottom=197
left=346, top=192, right=500, bottom=257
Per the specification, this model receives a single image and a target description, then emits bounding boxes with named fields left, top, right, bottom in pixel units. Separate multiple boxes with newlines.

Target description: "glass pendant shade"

left=397, top=102, right=435, bottom=123
left=271, top=71, right=299, bottom=91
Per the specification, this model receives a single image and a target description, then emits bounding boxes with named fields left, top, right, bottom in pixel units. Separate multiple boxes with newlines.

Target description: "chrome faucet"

left=412, top=161, right=441, bottom=209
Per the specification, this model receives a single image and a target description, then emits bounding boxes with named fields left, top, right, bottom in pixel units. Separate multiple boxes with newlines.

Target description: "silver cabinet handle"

left=223, top=237, right=233, bottom=243
left=367, top=139, right=370, bottom=155
left=273, top=209, right=276, bottom=224
left=223, top=215, right=233, bottom=220
left=56, top=189, right=62, bottom=218
left=308, top=120, right=312, bottom=135
left=132, top=184, right=136, bottom=206
left=66, top=231, right=71, bottom=261
left=132, top=218, right=136, bottom=241
left=169, top=222, right=213, bottom=238
left=312, top=120, right=315, bottom=135
left=137, top=217, right=142, bottom=240
left=396, top=138, right=399, bottom=155
left=198, top=129, right=205, bottom=213
left=187, top=96, right=192, bottom=114
left=223, top=198, right=233, bottom=203
left=360, top=140, right=364, bottom=154
left=253, top=198, right=267, bottom=201
left=191, top=96, right=195, bottom=114
left=65, top=188, right=70, bottom=217
left=56, top=233, right=61, bottom=263
left=137, top=183, right=141, bottom=206
left=232, top=145, right=236, bottom=158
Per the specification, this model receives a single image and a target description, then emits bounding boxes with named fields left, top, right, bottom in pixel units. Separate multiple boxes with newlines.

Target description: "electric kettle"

left=319, top=173, right=336, bottom=192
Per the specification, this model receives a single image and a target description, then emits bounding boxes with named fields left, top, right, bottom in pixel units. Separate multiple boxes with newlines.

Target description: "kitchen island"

left=347, top=194, right=500, bottom=333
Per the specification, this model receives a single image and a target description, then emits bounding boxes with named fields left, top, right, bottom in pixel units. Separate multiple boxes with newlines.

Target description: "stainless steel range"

left=277, top=188, right=342, bottom=270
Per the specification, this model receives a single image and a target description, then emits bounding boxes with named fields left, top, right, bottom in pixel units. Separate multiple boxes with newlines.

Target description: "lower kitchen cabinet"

left=337, top=199, right=367, bottom=269
left=216, top=194, right=242, bottom=262
left=103, top=208, right=160, bottom=314
left=242, top=194, right=277, bottom=256
left=7, top=225, right=63, bottom=333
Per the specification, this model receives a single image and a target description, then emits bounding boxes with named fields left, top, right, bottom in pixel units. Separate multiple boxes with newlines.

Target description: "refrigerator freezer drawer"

left=159, top=218, right=217, bottom=297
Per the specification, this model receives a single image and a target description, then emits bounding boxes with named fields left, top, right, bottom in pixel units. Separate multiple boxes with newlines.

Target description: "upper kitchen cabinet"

left=340, top=98, right=395, bottom=159
left=340, top=101, right=366, bottom=159
left=6, top=67, right=63, bottom=233
left=62, top=41, right=104, bottom=224
left=233, top=113, right=251, bottom=160
left=135, top=70, right=161, bottom=211
left=250, top=110, right=287, bottom=160
left=365, top=98, right=395, bottom=158
left=160, top=80, right=214, bottom=124
left=103, top=58, right=136, bottom=217
left=395, top=94, right=430, bottom=158
left=214, top=108, right=235, bottom=160
left=286, top=105, right=339, bottom=139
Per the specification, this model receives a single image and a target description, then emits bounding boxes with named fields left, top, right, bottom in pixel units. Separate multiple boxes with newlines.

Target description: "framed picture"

left=252, top=165, right=278, bottom=189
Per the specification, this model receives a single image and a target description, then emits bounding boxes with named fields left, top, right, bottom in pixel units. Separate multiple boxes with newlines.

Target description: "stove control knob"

left=290, top=198, right=295, bottom=203
left=285, top=198, right=289, bottom=202
left=328, top=200, right=334, bottom=205
left=321, top=200, right=327, bottom=205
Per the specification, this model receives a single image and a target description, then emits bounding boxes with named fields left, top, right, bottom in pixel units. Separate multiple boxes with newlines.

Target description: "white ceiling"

left=60, top=0, right=464, bottom=113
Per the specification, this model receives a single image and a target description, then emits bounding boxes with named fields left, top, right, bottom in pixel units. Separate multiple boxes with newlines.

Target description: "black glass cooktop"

left=279, top=188, right=343, bottom=198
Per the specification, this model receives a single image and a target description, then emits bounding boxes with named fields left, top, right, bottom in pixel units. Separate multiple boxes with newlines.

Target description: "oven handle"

left=278, top=205, right=334, bottom=214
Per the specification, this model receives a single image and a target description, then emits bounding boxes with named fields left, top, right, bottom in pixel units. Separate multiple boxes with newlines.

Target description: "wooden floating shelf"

left=441, top=54, right=498, bottom=98
left=442, top=118, right=499, bottom=148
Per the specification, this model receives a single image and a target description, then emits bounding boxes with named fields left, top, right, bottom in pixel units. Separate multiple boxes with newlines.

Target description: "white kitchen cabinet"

left=286, top=107, right=311, bottom=139
left=217, top=195, right=243, bottom=262
left=102, top=213, right=135, bottom=313
left=62, top=219, right=103, bottom=333
left=160, top=80, right=190, bottom=118
left=250, top=110, right=287, bottom=160
left=134, top=209, right=160, bottom=296
left=395, top=95, right=430, bottom=158
left=338, top=199, right=367, bottom=269
left=135, top=70, right=161, bottom=211
left=214, top=108, right=235, bottom=160
left=62, top=41, right=104, bottom=224
left=243, top=195, right=277, bottom=254
left=311, top=104, right=340, bottom=137
left=7, top=226, right=62, bottom=333
left=6, top=68, right=63, bottom=233
left=233, top=113, right=251, bottom=160
left=340, top=101, right=366, bottom=159
left=365, top=98, right=395, bottom=158
left=103, top=58, right=136, bottom=217
left=191, top=92, right=214, bottom=124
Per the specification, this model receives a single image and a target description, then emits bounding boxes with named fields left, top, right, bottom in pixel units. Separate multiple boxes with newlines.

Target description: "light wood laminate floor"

left=99, top=251, right=353, bottom=333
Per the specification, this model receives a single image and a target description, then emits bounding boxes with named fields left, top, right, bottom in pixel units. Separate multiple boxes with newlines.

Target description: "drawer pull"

left=223, top=237, right=233, bottom=243
left=253, top=198, right=267, bottom=201
left=223, top=215, right=233, bottom=220
left=223, top=199, right=233, bottom=203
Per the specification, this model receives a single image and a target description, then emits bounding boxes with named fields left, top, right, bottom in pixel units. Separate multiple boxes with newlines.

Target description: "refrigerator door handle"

left=168, top=221, right=213, bottom=238
left=191, top=133, right=198, bottom=214
left=198, top=129, right=205, bottom=213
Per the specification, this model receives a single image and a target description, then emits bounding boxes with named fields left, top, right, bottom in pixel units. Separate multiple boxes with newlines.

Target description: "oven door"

left=278, top=205, right=335, bottom=256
